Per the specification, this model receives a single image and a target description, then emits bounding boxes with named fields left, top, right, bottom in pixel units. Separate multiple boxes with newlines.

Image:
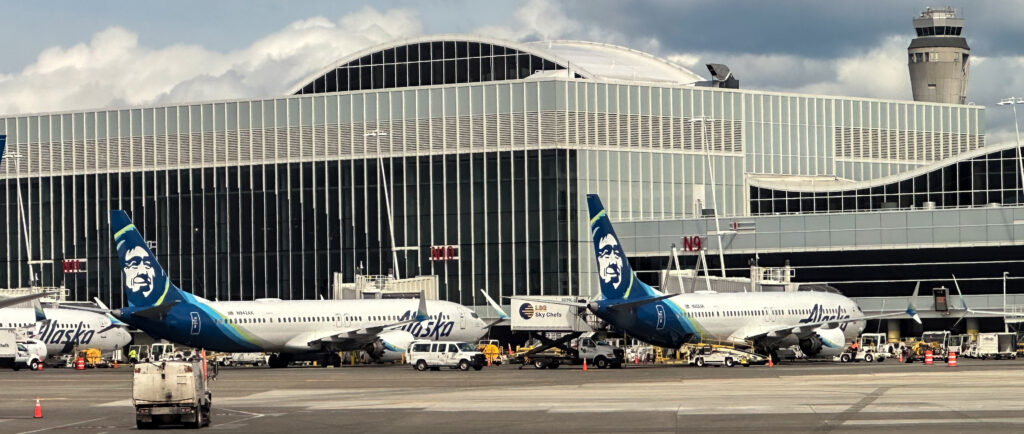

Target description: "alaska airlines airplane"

left=1, top=302, right=132, bottom=359
left=520, top=195, right=918, bottom=361
left=104, top=210, right=488, bottom=368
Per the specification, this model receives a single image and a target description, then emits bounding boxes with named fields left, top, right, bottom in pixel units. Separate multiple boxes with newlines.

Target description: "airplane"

left=99, top=210, right=489, bottom=368
left=517, top=194, right=919, bottom=362
left=1, top=299, right=133, bottom=361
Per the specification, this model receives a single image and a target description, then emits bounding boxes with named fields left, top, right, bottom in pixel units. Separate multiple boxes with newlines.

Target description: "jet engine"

left=798, top=328, right=846, bottom=358
left=364, top=329, right=415, bottom=362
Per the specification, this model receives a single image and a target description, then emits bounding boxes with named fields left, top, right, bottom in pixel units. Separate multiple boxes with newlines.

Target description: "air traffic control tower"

left=908, top=7, right=970, bottom=104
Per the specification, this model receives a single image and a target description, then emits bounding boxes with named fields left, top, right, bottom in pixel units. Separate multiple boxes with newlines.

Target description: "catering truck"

left=509, top=296, right=624, bottom=369
left=132, top=360, right=212, bottom=429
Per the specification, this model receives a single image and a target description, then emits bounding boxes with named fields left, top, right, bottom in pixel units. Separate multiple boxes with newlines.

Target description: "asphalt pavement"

left=1, top=357, right=1023, bottom=433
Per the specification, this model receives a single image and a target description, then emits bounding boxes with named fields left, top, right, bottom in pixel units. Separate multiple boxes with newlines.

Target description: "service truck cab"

left=408, top=340, right=485, bottom=371
left=132, top=360, right=211, bottom=429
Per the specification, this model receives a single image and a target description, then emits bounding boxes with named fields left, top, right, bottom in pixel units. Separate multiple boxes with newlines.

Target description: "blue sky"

left=1, top=0, right=1022, bottom=141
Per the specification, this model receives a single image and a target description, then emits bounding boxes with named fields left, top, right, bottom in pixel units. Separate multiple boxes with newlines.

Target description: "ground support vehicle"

left=477, top=340, right=502, bottom=365
left=834, top=347, right=887, bottom=363
left=684, top=344, right=761, bottom=367
left=1, top=332, right=46, bottom=371
left=220, top=352, right=269, bottom=367
left=976, top=332, right=1017, bottom=360
left=132, top=360, right=211, bottom=429
left=512, top=332, right=624, bottom=369
left=906, top=331, right=949, bottom=363
left=0, top=329, right=18, bottom=369
left=408, top=341, right=486, bottom=371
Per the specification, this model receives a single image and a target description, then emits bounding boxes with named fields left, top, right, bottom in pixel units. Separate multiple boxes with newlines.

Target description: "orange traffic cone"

left=767, top=356, right=774, bottom=367
left=34, top=397, right=42, bottom=418
left=582, top=358, right=588, bottom=372
left=37, top=362, right=43, bottom=371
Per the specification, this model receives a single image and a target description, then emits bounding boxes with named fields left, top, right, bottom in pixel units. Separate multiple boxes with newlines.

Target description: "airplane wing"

left=0, top=292, right=49, bottom=309
left=735, top=311, right=918, bottom=342
left=298, top=292, right=431, bottom=348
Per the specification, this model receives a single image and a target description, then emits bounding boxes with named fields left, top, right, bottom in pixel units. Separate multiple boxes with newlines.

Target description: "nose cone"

left=116, top=328, right=133, bottom=347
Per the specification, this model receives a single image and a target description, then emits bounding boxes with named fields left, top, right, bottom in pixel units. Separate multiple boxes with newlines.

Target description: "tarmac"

left=2, top=358, right=1024, bottom=433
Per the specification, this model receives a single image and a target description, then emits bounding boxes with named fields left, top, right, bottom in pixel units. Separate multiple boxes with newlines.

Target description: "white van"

left=408, top=340, right=485, bottom=371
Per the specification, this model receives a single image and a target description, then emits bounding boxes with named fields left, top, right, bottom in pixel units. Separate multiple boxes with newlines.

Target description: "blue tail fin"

left=110, top=210, right=184, bottom=307
left=587, top=194, right=656, bottom=301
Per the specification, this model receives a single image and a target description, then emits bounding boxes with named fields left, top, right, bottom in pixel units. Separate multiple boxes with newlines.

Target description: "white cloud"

left=0, top=7, right=422, bottom=115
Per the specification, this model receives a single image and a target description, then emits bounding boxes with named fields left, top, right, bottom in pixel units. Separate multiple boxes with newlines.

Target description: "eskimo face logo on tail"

left=123, top=246, right=157, bottom=297
left=597, top=234, right=625, bottom=289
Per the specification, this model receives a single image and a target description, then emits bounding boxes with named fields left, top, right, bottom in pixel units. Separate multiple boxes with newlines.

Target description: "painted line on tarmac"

left=16, top=416, right=105, bottom=434
left=844, top=417, right=1024, bottom=425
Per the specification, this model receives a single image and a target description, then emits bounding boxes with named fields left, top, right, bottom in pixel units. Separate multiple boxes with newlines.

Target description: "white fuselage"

left=181, top=298, right=489, bottom=353
left=0, top=309, right=132, bottom=356
left=661, top=290, right=867, bottom=345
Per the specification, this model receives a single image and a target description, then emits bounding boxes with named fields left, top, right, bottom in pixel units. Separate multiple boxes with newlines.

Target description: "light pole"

left=997, top=97, right=1024, bottom=202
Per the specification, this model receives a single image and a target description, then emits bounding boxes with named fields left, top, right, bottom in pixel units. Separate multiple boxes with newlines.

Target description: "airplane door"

left=342, top=313, right=352, bottom=327
left=459, top=310, right=466, bottom=329
left=334, top=313, right=343, bottom=328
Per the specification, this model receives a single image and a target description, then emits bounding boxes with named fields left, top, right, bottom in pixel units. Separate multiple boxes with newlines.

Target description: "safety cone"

left=582, top=358, right=587, bottom=372
left=487, top=357, right=492, bottom=367
left=37, top=362, right=43, bottom=371
left=33, top=397, right=42, bottom=418
left=767, top=356, right=774, bottom=367
left=634, top=354, right=639, bottom=365
left=899, top=352, right=903, bottom=363
left=948, top=351, right=957, bottom=367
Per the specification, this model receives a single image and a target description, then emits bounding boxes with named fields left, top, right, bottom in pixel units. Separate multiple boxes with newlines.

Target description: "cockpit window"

left=470, top=312, right=479, bottom=319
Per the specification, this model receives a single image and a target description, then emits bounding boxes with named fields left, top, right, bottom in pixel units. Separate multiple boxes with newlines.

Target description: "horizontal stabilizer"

left=0, top=292, right=49, bottom=310
left=606, top=294, right=676, bottom=312
left=131, top=300, right=180, bottom=321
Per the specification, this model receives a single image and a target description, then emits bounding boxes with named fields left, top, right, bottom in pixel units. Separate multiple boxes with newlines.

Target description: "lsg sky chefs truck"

left=510, top=296, right=624, bottom=369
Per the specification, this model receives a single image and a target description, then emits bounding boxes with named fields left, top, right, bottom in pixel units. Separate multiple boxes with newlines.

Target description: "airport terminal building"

left=0, top=35, right=1019, bottom=332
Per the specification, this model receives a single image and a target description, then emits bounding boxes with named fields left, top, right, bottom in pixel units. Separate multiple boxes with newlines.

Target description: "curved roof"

left=287, top=34, right=705, bottom=95
left=749, top=141, right=1020, bottom=193
left=524, top=40, right=705, bottom=85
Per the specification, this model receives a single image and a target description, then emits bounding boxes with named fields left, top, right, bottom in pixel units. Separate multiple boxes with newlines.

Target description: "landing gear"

left=268, top=353, right=293, bottom=368
left=329, top=353, right=342, bottom=368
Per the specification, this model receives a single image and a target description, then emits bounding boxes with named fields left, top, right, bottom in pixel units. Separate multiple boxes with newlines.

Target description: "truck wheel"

left=190, top=407, right=202, bottom=429
left=29, top=360, right=39, bottom=371
left=203, top=404, right=211, bottom=426
left=533, top=360, right=547, bottom=369
left=840, top=354, right=851, bottom=363
left=864, top=354, right=874, bottom=363
left=595, top=357, right=609, bottom=369
left=415, top=360, right=428, bottom=371
left=695, top=357, right=705, bottom=367
left=472, top=364, right=483, bottom=371
left=136, top=420, right=152, bottom=429
left=725, top=358, right=735, bottom=367
left=458, top=360, right=471, bottom=371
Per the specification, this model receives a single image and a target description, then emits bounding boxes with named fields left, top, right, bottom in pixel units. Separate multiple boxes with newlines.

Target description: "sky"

left=0, top=0, right=1021, bottom=142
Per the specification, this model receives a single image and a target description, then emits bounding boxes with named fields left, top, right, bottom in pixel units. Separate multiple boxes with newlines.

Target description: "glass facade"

left=0, top=37, right=991, bottom=307
left=750, top=146, right=1024, bottom=214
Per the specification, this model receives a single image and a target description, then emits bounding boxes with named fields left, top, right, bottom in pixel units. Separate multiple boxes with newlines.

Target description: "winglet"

left=415, top=290, right=429, bottom=322
left=951, top=274, right=970, bottom=328
left=480, top=290, right=509, bottom=320
left=906, top=281, right=922, bottom=324
left=32, top=299, right=46, bottom=322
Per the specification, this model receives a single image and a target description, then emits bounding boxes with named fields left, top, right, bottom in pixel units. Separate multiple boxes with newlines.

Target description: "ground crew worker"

left=128, top=348, right=138, bottom=364
left=850, top=341, right=859, bottom=352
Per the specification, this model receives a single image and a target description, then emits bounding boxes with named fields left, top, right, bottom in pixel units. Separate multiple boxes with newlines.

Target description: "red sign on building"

left=62, top=258, right=87, bottom=273
left=681, top=236, right=703, bottom=252
left=429, top=245, right=459, bottom=261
